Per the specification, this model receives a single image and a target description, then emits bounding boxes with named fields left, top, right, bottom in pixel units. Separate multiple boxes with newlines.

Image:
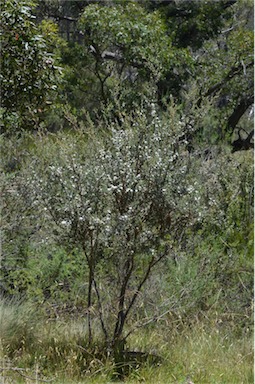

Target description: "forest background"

left=0, top=0, right=254, bottom=383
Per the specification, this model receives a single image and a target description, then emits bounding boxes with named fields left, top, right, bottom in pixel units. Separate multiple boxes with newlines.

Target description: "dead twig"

left=0, top=366, right=54, bottom=383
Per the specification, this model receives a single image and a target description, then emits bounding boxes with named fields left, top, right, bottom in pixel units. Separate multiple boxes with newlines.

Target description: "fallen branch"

left=0, top=366, right=54, bottom=383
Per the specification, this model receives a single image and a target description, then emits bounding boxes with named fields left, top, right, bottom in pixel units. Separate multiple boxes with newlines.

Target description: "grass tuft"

left=0, top=300, right=253, bottom=383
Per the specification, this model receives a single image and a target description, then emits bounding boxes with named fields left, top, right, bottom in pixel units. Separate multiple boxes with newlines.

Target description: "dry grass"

left=0, top=300, right=253, bottom=383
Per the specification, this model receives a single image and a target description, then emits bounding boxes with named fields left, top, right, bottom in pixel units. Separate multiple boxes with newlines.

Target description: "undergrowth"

left=0, top=300, right=253, bottom=383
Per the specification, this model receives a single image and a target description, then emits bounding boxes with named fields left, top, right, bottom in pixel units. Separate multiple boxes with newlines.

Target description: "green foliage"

left=158, top=0, right=235, bottom=49
left=79, top=3, right=171, bottom=77
left=77, top=2, right=192, bottom=117
left=0, top=1, right=253, bottom=379
left=27, top=245, right=88, bottom=307
left=193, top=3, right=254, bottom=142
left=1, top=104, right=250, bottom=349
left=19, top=109, right=189, bottom=348
left=0, top=299, right=41, bottom=357
left=0, top=0, right=60, bottom=133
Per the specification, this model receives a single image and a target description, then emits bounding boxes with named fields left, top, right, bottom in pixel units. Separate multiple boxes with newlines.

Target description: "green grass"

left=0, top=300, right=253, bottom=384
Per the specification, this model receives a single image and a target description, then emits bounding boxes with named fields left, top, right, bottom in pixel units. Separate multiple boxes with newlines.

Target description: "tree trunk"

left=87, top=262, right=93, bottom=345
left=227, top=96, right=254, bottom=133
left=112, top=338, right=126, bottom=379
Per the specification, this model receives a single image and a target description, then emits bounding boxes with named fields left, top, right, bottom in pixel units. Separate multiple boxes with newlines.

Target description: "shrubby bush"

left=2, top=105, right=252, bottom=350
left=19, top=108, right=188, bottom=349
left=1, top=106, right=253, bottom=376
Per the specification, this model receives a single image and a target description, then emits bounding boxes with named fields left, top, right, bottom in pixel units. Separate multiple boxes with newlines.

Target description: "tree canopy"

left=0, top=0, right=62, bottom=132
left=1, top=0, right=253, bottom=148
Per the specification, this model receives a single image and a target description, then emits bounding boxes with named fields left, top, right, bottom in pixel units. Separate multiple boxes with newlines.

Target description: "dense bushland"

left=1, top=112, right=253, bottom=382
left=0, top=0, right=253, bottom=382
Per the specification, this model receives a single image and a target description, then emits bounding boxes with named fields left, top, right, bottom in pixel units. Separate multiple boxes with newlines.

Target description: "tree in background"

left=194, top=0, right=254, bottom=150
left=0, top=0, right=61, bottom=133
left=43, top=0, right=253, bottom=151
left=145, top=0, right=237, bottom=49
left=75, top=3, right=190, bottom=120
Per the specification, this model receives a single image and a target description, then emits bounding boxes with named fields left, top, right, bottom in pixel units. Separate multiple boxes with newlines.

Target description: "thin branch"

left=113, top=256, right=135, bottom=339
left=197, top=61, right=254, bottom=107
left=0, top=367, right=54, bottom=382
left=93, top=277, right=109, bottom=341
left=88, top=44, right=145, bottom=70
left=124, top=245, right=169, bottom=322
left=124, top=309, right=172, bottom=341
left=48, top=14, right=78, bottom=22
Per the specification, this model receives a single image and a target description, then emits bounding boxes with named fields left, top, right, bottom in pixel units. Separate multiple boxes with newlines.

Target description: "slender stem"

left=113, top=257, right=134, bottom=342
left=125, top=245, right=169, bottom=325
left=93, top=277, right=109, bottom=342
left=87, top=260, right=93, bottom=345
left=83, top=241, right=94, bottom=346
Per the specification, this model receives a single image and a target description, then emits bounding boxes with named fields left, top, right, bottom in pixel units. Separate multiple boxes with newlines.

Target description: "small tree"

left=23, top=107, right=222, bottom=372
left=25, top=115, right=169, bottom=316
